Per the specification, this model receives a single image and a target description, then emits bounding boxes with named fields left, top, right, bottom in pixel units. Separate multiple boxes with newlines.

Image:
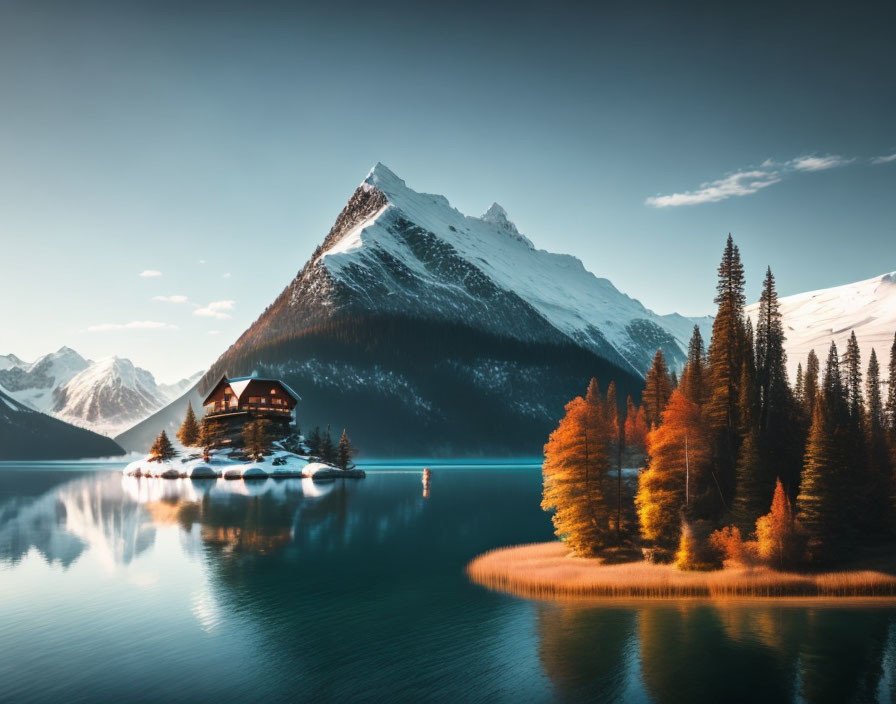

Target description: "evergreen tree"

left=755, top=479, right=800, bottom=569
left=242, top=418, right=271, bottom=459
left=755, top=267, right=797, bottom=496
left=320, top=426, right=336, bottom=464
left=307, top=426, right=322, bottom=457
left=843, top=331, right=866, bottom=423
left=731, top=358, right=768, bottom=533
left=886, top=332, right=896, bottom=439
left=706, top=235, right=748, bottom=506
left=198, top=416, right=223, bottom=450
left=542, top=385, right=613, bottom=557
left=336, top=429, right=358, bottom=470
left=636, top=390, right=712, bottom=555
left=643, top=349, right=673, bottom=428
left=624, top=397, right=648, bottom=452
left=794, top=362, right=805, bottom=408
left=148, top=430, right=178, bottom=462
left=678, top=325, right=707, bottom=405
left=803, top=349, right=821, bottom=422
left=176, top=401, right=200, bottom=447
left=862, top=349, right=892, bottom=536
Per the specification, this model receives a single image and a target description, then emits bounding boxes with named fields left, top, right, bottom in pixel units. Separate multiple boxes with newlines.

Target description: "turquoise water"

left=1, top=461, right=895, bottom=703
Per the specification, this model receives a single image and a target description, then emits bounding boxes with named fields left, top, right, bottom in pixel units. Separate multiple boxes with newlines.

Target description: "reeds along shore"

left=466, top=543, right=896, bottom=599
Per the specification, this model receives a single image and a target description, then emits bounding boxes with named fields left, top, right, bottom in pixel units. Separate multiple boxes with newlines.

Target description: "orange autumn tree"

left=755, top=479, right=801, bottom=569
left=542, top=379, right=613, bottom=557
left=624, top=396, right=649, bottom=452
left=636, top=389, right=712, bottom=555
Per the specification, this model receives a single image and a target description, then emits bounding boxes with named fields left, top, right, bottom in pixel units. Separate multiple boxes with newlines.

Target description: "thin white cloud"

left=222, top=272, right=232, bottom=279
left=647, top=152, right=856, bottom=208
left=194, top=300, right=235, bottom=319
left=646, top=170, right=781, bottom=208
left=88, top=321, right=178, bottom=332
left=139, top=269, right=162, bottom=278
left=789, top=155, right=851, bottom=172
left=207, top=330, right=221, bottom=336
left=871, top=153, right=896, bottom=165
left=199, top=259, right=206, bottom=264
left=152, top=295, right=188, bottom=303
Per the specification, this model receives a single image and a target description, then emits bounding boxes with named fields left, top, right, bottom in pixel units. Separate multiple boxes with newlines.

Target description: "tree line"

left=543, top=235, right=896, bottom=568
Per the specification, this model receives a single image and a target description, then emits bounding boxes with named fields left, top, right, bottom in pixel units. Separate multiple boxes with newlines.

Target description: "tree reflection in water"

left=537, top=600, right=895, bottom=703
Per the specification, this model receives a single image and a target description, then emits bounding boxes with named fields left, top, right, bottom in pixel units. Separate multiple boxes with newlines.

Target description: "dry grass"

left=466, top=542, right=896, bottom=600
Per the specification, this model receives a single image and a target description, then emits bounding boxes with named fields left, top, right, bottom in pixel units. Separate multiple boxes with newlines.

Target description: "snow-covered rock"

left=123, top=449, right=364, bottom=480
left=746, top=270, right=896, bottom=380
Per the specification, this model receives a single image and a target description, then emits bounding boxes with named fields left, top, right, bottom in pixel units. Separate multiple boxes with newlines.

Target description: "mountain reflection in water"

left=0, top=465, right=894, bottom=703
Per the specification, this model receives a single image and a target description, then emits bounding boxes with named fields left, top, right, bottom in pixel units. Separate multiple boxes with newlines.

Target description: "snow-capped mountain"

left=52, top=357, right=173, bottom=436
left=0, top=348, right=200, bottom=437
left=0, top=347, right=91, bottom=413
left=120, top=164, right=708, bottom=456
left=0, top=386, right=124, bottom=460
left=747, top=270, right=896, bottom=380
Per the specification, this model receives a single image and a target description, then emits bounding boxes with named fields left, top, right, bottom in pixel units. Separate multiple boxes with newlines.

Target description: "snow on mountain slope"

left=0, top=347, right=90, bottom=413
left=747, top=271, right=896, bottom=380
left=317, top=163, right=709, bottom=375
left=52, top=357, right=171, bottom=436
left=158, top=370, right=205, bottom=402
left=0, top=353, right=26, bottom=371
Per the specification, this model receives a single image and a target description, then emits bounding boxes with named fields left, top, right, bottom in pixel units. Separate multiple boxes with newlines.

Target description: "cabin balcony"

left=203, top=405, right=294, bottom=419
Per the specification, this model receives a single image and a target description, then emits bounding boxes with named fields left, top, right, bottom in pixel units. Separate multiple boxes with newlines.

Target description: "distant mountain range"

left=0, top=386, right=123, bottom=460
left=118, top=164, right=710, bottom=456
left=746, top=270, right=896, bottom=379
left=0, top=348, right=202, bottom=437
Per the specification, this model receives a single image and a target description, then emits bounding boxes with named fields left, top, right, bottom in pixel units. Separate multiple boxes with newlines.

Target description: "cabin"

left=201, top=375, right=301, bottom=448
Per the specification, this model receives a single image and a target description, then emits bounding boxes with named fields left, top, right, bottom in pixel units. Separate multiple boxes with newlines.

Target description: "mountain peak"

left=364, top=162, right=405, bottom=192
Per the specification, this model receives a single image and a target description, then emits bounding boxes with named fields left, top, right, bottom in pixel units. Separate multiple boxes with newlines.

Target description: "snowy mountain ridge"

left=0, top=348, right=203, bottom=436
left=747, top=269, right=896, bottom=380
left=313, top=163, right=710, bottom=375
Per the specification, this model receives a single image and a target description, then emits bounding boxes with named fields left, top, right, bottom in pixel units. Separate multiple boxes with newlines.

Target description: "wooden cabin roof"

left=201, top=374, right=301, bottom=405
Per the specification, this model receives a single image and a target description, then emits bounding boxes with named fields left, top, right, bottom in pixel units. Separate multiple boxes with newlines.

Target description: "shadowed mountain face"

left=0, top=388, right=124, bottom=460
left=119, top=164, right=709, bottom=455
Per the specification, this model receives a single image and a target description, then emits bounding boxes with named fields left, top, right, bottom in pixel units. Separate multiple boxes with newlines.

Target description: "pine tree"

left=754, top=267, right=797, bottom=496
left=862, top=349, right=892, bottom=536
left=148, top=430, right=178, bottom=462
left=886, top=332, right=896, bottom=439
left=242, top=418, right=271, bottom=459
left=797, top=345, right=850, bottom=563
left=843, top=331, right=865, bottom=423
left=176, top=401, right=200, bottom=447
left=706, top=235, right=748, bottom=506
left=320, top=426, right=336, bottom=464
left=643, top=349, right=673, bottom=428
left=542, top=387, right=613, bottom=557
left=678, top=325, right=707, bottom=405
left=307, top=426, right=322, bottom=457
left=794, top=362, right=805, bottom=409
left=755, top=479, right=800, bottom=569
left=636, top=390, right=712, bottom=554
left=624, top=397, right=648, bottom=452
left=731, top=358, right=768, bottom=533
left=336, top=429, right=358, bottom=470
left=803, top=349, right=821, bottom=422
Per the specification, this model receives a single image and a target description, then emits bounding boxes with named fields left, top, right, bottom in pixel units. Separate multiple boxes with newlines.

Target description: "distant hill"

left=0, top=387, right=125, bottom=460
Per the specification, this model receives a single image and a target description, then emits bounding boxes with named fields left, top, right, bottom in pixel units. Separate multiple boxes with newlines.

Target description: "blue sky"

left=1, top=0, right=894, bottom=381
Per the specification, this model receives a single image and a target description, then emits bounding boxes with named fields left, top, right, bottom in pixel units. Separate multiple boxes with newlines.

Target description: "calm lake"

left=1, top=461, right=895, bottom=703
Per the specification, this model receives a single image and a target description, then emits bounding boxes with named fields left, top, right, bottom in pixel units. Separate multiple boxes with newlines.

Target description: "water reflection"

left=2, top=468, right=895, bottom=703
left=537, top=601, right=896, bottom=703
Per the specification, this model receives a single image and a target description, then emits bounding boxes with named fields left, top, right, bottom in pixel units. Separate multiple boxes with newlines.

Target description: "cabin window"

left=271, top=388, right=277, bottom=395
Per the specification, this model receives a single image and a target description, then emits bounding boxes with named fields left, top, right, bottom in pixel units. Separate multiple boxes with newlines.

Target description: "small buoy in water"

left=422, top=467, right=432, bottom=498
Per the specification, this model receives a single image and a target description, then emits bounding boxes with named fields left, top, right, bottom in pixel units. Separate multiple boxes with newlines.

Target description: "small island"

left=469, top=238, right=896, bottom=600
left=125, top=374, right=364, bottom=481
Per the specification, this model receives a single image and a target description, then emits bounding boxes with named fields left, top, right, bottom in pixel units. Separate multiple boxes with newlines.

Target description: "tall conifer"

left=678, top=325, right=707, bottom=405
left=706, top=235, right=747, bottom=507
left=643, top=350, right=673, bottom=428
